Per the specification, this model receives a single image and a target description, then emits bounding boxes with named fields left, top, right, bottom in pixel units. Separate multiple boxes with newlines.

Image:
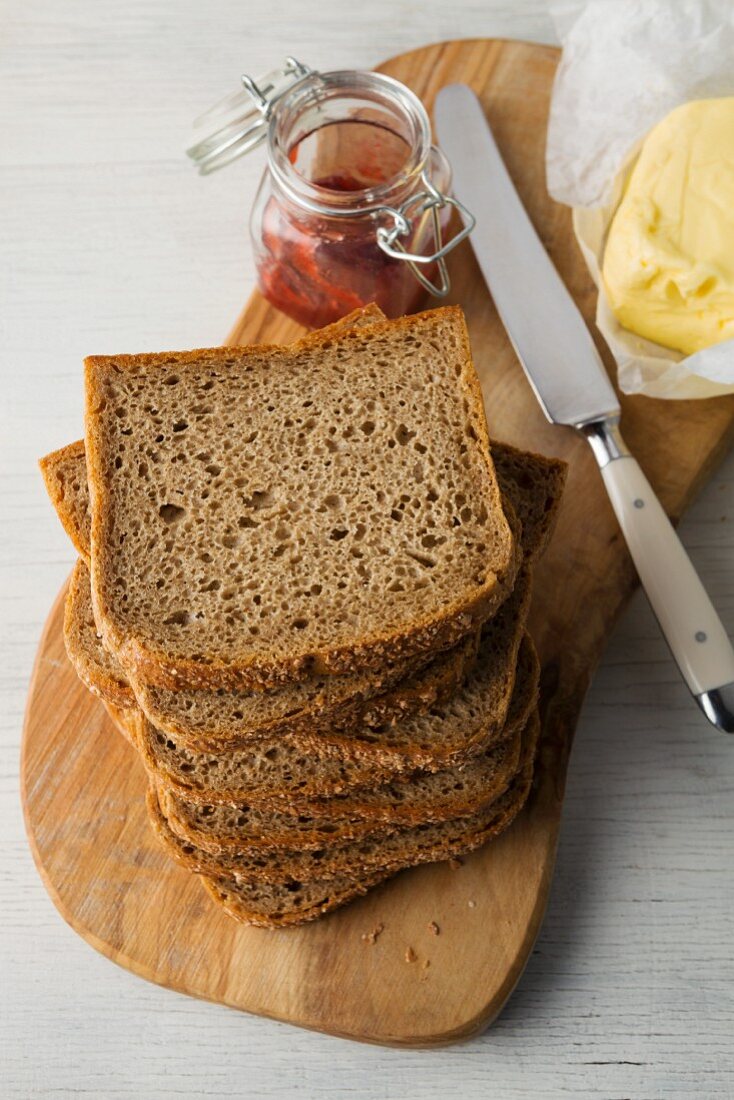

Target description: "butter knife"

left=435, top=82, right=734, bottom=733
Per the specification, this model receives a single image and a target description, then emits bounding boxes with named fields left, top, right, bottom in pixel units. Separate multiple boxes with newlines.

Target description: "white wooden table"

left=2, top=2, right=733, bottom=1096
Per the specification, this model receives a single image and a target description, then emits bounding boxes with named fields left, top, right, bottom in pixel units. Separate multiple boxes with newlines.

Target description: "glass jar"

left=188, top=60, right=474, bottom=329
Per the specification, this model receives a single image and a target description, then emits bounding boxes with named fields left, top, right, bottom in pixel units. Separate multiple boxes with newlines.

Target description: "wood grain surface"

left=13, top=27, right=734, bottom=1078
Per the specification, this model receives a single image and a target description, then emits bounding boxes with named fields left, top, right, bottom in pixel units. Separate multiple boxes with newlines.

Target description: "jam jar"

left=188, top=59, right=474, bottom=328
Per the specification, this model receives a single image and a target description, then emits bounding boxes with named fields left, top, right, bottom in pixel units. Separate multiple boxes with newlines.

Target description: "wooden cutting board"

left=22, top=38, right=734, bottom=1048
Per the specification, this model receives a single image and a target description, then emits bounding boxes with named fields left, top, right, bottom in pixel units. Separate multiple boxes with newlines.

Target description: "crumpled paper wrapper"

left=546, top=0, right=734, bottom=399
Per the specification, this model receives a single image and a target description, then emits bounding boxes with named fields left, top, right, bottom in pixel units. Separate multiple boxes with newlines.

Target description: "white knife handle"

left=584, top=419, right=734, bottom=733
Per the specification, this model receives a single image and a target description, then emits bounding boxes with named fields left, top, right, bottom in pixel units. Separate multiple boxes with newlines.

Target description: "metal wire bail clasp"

left=375, top=171, right=476, bottom=297
left=187, top=57, right=313, bottom=175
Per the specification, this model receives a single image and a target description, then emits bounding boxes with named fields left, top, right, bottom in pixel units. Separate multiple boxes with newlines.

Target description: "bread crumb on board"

left=361, top=922, right=384, bottom=945
left=405, top=946, right=417, bottom=963
left=448, top=858, right=463, bottom=871
left=428, top=921, right=440, bottom=936
left=468, top=900, right=476, bottom=909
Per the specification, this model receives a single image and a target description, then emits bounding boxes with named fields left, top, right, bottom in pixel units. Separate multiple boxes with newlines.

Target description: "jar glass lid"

left=187, top=57, right=314, bottom=175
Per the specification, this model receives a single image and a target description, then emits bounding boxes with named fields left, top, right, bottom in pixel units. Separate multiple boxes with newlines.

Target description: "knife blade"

left=436, top=83, right=619, bottom=429
left=435, top=82, right=734, bottom=733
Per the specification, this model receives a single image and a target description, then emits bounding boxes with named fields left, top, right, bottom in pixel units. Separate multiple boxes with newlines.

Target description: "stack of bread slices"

left=40, top=304, right=566, bottom=928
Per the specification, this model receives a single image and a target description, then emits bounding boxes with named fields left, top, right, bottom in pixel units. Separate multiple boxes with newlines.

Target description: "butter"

left=602, top=98, right=734, bottom=356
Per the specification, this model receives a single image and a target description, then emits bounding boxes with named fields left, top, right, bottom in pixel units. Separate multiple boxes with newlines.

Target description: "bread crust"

left=192, top=721, right=539, bottom=928
left=152, top=778, right=524, bottom=885
left=63, top=559, right=135, bottom=709
left=126, top=640, right=538, bottom=821
left=199, top=869, right=387, bottom=929
left=137, top=631, right=480, bottom=754
left=132, top=708, right=527, bottom=816
left=38, top=441, right=90, bottom=563
left=154, top=681, right=538, bottom=854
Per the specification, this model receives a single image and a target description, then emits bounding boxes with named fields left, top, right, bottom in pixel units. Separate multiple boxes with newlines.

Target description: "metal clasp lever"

left=240, top=56, right=312, bottom=117
left=376, top=172, right=476, bottom=296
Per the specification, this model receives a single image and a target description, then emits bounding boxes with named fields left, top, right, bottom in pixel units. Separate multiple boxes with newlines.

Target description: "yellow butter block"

left=602, top=98, right=734, bottom=356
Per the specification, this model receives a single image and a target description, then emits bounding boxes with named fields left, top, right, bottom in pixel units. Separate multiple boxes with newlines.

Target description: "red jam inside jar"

left=249, top=72, right=453, bottom=328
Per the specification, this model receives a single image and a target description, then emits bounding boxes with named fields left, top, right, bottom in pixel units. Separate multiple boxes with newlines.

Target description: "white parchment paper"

left=546, top=0, right=734, bottom=399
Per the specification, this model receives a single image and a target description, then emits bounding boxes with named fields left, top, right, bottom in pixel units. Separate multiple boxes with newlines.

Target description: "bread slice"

left=133, top=444, right=564, bottom=747
left=48, top=303, right=477, bottom=752
left=50, top=436, right=565, bottom=749
left=66, top=557, right=480, bottom=749
left=131, top=631, right=538, bottom=812
left=490, top=442, right=567, bottom=564
left=84, top=307, right=519, bottom=691
left=133, top=622, right=479, bottom=754
left=56, top=445, right=563, bottom=751
left=64, top=559, right=136, bottom=708
left=147, top=709, right=538, bottom=885
left=200, top=868, right=387, bottom=929
left=156, top=778, right=389, bottom=853
left=196, top=727, right=539, bottom=928
left=43, top=337, right=564, bottom=748
left=39, top=441, right=90, bottom=563
left=39, top=306, right=387, bottom=567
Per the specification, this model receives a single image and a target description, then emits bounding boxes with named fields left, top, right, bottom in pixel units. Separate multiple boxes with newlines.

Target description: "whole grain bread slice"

left=133, top=443, right=564, bottom=748
left=47, top=441, right=559, bottom=750
left=54, top=444, right=564, bottom=749
left=39, top=441, right=91, bottom=563
left=39, top=306, right=387, bottom=567
left=64, top=559, right=136, bottom=709
left=47, top=303, right=477, bottom=746
left=67, top=557, right=481, bottom=750
left=156, top=778, right=390, bottom=853
left=195, top=727, right=539, bottom=928
left=131, top=631, right=538, bottom=813
left=199, top=867, right=387, bottom=929
left=84, top=306, right=519, bottom=691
